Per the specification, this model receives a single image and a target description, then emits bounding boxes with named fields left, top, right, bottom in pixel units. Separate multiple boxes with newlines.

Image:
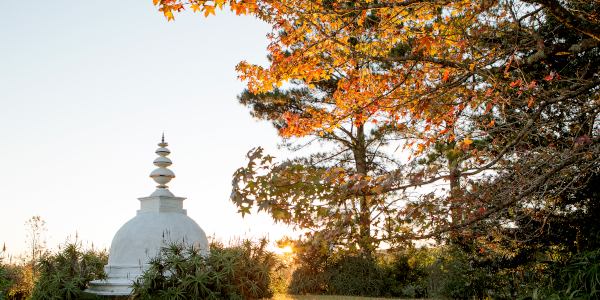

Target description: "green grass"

left=271, top=294, right=430, bottom=300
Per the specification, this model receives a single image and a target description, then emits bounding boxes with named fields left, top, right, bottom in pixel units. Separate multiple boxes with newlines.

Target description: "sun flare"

left=274, top=245, right=293, bottom=255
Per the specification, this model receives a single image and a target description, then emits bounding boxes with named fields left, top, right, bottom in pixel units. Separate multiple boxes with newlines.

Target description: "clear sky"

left=0, top=1, right=294, bottom=257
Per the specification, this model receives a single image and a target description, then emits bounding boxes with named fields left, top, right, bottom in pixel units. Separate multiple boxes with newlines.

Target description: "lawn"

left=272, top=294, right=428, bottom=300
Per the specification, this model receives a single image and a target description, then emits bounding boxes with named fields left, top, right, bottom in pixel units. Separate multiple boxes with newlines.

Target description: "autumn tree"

left=232, top=84, right=411, bottom=256
left=155, top=0, right=599, bottom=245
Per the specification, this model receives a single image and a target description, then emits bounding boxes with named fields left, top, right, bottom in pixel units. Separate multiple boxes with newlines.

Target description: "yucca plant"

left=30, top=242, right=107, bottom=300
left=558, top=249, right=600, bottom=300
left=132, top=239, right=276, bottom=300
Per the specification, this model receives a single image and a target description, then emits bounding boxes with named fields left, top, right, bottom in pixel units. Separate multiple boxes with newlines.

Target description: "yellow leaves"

left=230, top=1, right=248, bottom=15
left=157, top=2, right=183, bottom=21
left=357, top=10, right=367, bottom=26
left=215, top=0, right=226, bottom=9
left=156, top=0, right=259, bottom=21
left=203, top=5, right=215, bottom=17
left=163, top=9, right=174, bottom=21
left=457, top=137, right=474, bottom=151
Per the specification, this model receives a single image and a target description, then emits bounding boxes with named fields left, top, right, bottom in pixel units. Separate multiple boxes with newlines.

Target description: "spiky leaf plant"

left=30, top=242, right=107, bottom=300
left=132, top=239, right=276, bottom=300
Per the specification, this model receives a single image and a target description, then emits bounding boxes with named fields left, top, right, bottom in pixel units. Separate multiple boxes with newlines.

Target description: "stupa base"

left=86, top=279, right=133, bottom=296
left=85, top=265, right=145, bottom=297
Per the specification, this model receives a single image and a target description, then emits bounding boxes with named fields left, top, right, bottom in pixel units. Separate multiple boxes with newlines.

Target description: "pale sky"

left=0, top=1, right=294, bottom=257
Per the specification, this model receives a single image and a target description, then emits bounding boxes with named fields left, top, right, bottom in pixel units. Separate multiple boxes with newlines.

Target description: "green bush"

left=534, top=249, right=600, bottom=300
left=327, top=255, right=385, bottom=297
left=288, top=239, right=433, bottom=298
left=427, top=245, right=526, bottom=300
left=381, top=248, right=431, bottom=298
left=559, top=249, right=600, bottom=299
left=132, top=239, right=277, bottom=300
left=0, top=263, right=34, bottom=300
left=269, top=252, right=294, bottom=295
left=434, top=246, right=490, bottom=299
left=288, top=266, right=329, bottom=295
left=0, top=260, right=11, bottom=300
left=289, top=254, right=386, bottom=297
left=30, top=242, right=107, bottom=300
left=288, top=238, right=330, bottom=295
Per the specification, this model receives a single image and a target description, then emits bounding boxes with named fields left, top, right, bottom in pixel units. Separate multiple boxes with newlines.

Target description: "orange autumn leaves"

left=154, top=0, right=257, bottom=20
left=154, top=0, right=496, bottom=153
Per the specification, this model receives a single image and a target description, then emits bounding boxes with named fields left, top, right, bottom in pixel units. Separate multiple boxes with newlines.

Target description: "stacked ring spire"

left=149, top=134, right=175, bottom=189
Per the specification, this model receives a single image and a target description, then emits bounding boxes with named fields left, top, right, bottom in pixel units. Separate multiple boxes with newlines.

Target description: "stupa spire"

left=149, top=134, right=175, bottom=196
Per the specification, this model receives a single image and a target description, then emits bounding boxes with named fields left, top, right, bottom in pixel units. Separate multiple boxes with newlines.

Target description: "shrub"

left=428, top=245, right=522, bottom=300
left=288, top=239, right=434, bottom=298
left=0, top=260, right=11, bottom=300
left=288, top=238, right=330, bottom=295
left=132, top=238, right=277, bottom=300
left=427, top=244, right=555, bottom=300
left=327, top=255, right=385, bottom=297
left=288, top=266, right=329, bottom=295
left=269, top=252, right=294, bottom=295
left=381, top=248, right=431, bottom=298
left=0, top=263, right=34, bottom=300
left=30, top=242, right=107, bottom=300
left=559, top=249, right=600, bottom=299
left=534, top=249, right=600, bottom=300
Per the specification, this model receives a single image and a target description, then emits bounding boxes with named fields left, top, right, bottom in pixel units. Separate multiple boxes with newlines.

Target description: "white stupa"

left=86, top=135, right=209, bottom=296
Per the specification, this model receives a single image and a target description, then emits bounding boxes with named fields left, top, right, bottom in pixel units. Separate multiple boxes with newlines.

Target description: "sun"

left=273, top=244, right=294, bottom=255
left=281, top=245, right=293, bottom=253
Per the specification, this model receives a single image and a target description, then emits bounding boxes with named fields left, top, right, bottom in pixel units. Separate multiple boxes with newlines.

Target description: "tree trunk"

left=448, top=152, right=462, bottom=244
left=353, top=125, right=373, bottom=257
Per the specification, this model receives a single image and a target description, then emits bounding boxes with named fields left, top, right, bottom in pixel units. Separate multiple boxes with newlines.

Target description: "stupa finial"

left=150, top=134, right=175, bottom=193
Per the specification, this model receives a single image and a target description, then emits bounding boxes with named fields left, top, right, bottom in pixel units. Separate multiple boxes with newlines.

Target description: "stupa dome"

left=86, top=135, right=209, bottom=296
left=108, top=213, right=206, bottom=266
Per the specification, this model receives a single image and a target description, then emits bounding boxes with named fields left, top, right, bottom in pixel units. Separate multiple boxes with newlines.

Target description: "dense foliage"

left=148, top=0, right=600, bottom=298
left=0, top=260, right=12, bottom=300
left=284, top=231, right=600, bottom=299
left=157, top=0, right=599, bottom=250
left=0, top=263, right=33, bottom=300
left=288, top=239, right=431, bottom=298
left=30, top=242, right=107, bottom=300
left=132, top=239, right=277, bottom=300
